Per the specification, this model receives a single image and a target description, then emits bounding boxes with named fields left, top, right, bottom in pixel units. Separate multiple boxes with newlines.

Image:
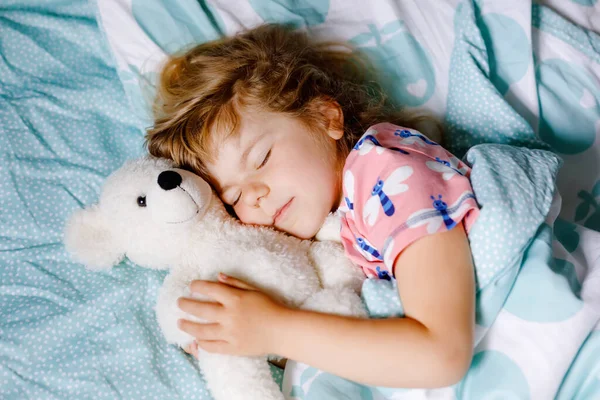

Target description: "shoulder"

left=349, top=122, right=442, bottom=157
left=339, top=123, right=427, bottom=228
left=345, top=122, right=468, bottom=181
left=343, top=123, right=433, bottom=177
left=354, top=122, right=411, bottom=147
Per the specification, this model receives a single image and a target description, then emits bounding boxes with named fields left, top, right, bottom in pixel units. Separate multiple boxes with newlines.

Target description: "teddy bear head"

left=64, top=157, right=216, bottom=271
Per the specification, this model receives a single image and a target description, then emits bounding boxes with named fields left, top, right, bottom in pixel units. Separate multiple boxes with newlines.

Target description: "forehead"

left=211, top=108, right=270, bottom=155
left=210, top=106, right=268, bottom=149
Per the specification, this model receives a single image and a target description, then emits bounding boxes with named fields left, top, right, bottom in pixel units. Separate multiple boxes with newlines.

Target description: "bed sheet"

left=1, top=0, right=599, bottom=399
left=0, top=1, right=258, bottom=399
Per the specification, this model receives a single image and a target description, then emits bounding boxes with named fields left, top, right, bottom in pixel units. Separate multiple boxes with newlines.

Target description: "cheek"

left=303, top=155, right=339, bottom=191
left=234, top=205, right=267, bottom=226
left=233, top=205, right=252, bottom=223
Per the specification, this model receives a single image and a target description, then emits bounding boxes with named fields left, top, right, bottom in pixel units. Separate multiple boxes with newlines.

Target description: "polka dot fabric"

left=445, top=2, right=551, bottom=158
left=464, top=145, right=560, bottom=289
left=0, top=1, right=254, bottom=399
left=361, top=279, right=404, bottom=319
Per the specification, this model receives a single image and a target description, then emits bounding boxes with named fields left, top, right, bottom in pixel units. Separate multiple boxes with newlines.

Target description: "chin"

left=277, top=204, right=328, bottom=239
left=288, top=218, right=323, bottom=240
left=278, top=226, right=312, bottom=240
left=293, top=231, right=314, bottom=240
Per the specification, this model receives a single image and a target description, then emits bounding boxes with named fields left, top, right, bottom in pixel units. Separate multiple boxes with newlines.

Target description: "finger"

left=218, top=273, right=258, bottom=291
left=183, top=341, right=198, bottom=357
left=178, top=320, right=223, bottom=342
left=196, top=340, right=231, bottom=355
left=177, top=297, right=223, bottom=321
left=189, top=280, right=240, bottom=303
left=188, top=341, right=199, bottom=358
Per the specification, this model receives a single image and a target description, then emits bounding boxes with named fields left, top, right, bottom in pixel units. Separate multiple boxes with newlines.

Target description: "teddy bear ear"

left=64, top=206, right=125, bottom=270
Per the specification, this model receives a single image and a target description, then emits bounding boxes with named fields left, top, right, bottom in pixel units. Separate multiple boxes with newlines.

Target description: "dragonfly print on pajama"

left=338, top=123, right=480, bottom=280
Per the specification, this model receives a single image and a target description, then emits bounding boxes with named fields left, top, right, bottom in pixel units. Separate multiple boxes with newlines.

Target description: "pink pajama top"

left=338, top=123, right=480, bottom=280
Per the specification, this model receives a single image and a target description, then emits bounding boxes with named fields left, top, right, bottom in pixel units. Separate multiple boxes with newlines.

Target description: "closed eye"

left=229, top=149, right=270, bottom=206
left=232, top=192, right=241, bottom=207
left=258, top=150, right=271, bottom=169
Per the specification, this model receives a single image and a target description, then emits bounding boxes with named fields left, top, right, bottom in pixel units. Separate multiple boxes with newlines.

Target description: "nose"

left=157, top=170, right=182, bottom=191
left=242, top=182, right=269, bottom=208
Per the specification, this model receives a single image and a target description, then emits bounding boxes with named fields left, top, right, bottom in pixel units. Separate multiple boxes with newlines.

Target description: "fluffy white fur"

left=64, top=157, right=366, bottom=400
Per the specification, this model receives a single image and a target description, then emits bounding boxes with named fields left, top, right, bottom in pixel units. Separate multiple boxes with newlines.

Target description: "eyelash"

left=232, top=150, right=271, bottom=207
left=259, top=149, right=271, bottom=169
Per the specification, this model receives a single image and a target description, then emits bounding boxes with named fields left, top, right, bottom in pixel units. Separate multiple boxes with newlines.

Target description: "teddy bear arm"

left=155, top=272, right=202, bottom=347
left=308, top=241, right=365, bottom=294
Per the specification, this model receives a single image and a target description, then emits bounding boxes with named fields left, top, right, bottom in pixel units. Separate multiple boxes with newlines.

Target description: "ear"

left=320, top=100, right=344, bottom=140
left=64, top=206, right=125, bottom=270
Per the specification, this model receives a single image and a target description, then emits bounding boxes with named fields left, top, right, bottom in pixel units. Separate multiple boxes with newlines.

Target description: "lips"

left=273, top=198, right=293, bottom=225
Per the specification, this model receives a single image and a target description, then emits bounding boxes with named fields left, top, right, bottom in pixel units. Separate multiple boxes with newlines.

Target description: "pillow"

left=94, top=0, right=455, bottom=128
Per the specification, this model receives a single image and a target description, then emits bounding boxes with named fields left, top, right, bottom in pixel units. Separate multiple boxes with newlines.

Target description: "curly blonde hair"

left=146, top=24, right=439, bottom=177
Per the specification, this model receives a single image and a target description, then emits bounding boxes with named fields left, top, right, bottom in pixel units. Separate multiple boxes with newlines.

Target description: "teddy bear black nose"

left=157, top=171, right=182, bottom=191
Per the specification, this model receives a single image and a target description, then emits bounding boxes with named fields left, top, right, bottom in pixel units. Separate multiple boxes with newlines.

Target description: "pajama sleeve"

left=339, top=123, right=479, bottom=279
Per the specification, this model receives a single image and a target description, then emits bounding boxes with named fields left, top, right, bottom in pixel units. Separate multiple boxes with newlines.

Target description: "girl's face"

left=206, top=108, right=343, bottom=239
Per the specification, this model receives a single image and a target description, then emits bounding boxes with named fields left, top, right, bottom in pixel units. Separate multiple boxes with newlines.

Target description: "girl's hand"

left=177, top=273, right=286, bottom=357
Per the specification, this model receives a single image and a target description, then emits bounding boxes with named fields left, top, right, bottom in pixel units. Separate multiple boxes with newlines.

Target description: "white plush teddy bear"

left=64, top=157, right=366, bottom=400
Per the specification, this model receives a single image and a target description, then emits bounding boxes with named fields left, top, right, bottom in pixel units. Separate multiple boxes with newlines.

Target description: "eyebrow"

left=219, top=133, right=265, bottom=195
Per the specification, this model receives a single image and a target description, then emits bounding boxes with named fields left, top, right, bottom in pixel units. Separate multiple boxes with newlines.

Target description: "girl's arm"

left=272, top=222, right=475, bottom=388
left=178, top=223, right=475, bottom=388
